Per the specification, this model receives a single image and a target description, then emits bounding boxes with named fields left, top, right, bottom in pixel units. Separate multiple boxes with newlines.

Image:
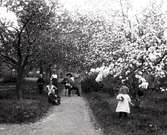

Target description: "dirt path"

left=0, top=96, right=103, bottom=135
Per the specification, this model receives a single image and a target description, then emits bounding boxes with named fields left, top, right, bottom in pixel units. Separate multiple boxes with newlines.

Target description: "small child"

left=116, top=85, right=134, bottom=119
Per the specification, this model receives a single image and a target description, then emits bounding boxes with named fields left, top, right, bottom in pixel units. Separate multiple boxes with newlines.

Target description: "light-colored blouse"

left=46, top=85, right=56, bottom=95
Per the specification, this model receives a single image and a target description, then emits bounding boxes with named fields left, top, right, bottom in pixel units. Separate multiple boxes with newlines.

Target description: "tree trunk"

left=39, top=60, right=43, bottom=75
left=16, top=67, right=24, bottom=100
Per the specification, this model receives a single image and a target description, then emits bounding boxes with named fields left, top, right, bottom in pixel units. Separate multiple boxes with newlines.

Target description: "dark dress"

left=62, top=78, right=72, bottom=96
left=47, top=85, right=60, bottom=105
left=52, top=78, right=58, bottom=87
left=37, top=77, right=44, bottom=94
left=62, top=77, right=80, bottom=96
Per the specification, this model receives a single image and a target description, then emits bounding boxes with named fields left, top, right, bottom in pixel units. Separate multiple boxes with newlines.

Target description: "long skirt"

left=48, top=93, right=61, bottom=105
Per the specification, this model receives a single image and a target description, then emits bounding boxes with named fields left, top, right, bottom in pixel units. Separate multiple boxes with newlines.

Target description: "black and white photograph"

left=0, top=0, right=167, bottom=134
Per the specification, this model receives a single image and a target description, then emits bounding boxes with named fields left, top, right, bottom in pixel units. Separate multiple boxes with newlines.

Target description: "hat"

left=66, top=73, right=72, bottom=77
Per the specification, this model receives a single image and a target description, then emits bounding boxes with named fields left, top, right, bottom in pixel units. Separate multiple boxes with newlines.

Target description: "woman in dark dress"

left=37, top=74, right=45, bottom=94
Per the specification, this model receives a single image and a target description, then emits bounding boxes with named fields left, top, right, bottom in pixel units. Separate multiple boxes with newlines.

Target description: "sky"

left=0, top=6, right=18, bottom=28
left=59, top=0, right=164, bottom=15
left=59, top=0, right=149, bottom=13
left=59, top=0, right=167, bottom=21
left=1, top=0, right=167, bottom=27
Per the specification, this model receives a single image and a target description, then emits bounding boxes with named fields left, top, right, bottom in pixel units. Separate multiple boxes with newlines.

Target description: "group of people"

left=36, top=72, right=60, bottom=105
left=36, top=72, right=80, bottom=105
left=62, top=73, right=80, bottom=97
left=37, top=71, right=134, bottom=118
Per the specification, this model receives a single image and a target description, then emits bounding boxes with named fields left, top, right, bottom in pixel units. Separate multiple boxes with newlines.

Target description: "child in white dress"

left=116, top=85, right=134, bottom=118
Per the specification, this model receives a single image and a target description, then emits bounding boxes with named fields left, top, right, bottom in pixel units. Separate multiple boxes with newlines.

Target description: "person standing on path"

left=37, top=74, right=45, bottom=94
left=63, top=78, right=72, bottom=96
left=51, top=71, right=58, bottom=87
left=66, top=73, right=80, bottom=96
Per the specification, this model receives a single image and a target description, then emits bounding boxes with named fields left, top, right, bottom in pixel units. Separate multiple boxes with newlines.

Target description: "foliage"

left=86, top=3, right=167, bottom=92
left=0, top=80, right=51, bottom=123
left=0, top=0, right=54, bottom=69
left=86, top=92, right=167, bottom=135
left=81, top=72, right=101, bottom=93
left=0, top=0, right=167, bottom=96
left=0, top=0, right=55, bottom=99
left=0, top=97, right=50, bottom=123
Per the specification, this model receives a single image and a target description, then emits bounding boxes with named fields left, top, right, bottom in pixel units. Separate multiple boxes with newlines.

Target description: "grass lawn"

left=85, top=91, right=167, bottom=135
left=0, top=79, right=52, bottom=124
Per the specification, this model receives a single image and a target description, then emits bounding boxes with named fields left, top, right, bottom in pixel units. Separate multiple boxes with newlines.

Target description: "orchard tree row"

left=0, top=0, right=85, bottom=99
left=0, top=0, right=167, bottom=99
left=87, top=1, right=167, bottom=91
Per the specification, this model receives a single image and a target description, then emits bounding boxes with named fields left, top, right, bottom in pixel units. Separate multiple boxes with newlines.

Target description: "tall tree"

left=0, top=0, right=55, bottom=99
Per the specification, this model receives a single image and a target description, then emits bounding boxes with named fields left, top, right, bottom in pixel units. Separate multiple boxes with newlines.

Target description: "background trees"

left=88, top=2, right=167, bottom=92
left=0, top=0, right=167, bottom=99
left=0, top=0, right=55, bottom=99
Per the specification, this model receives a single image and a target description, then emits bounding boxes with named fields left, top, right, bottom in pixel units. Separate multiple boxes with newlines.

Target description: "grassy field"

left=85, top=91, right=167, bottom=135
left=0, top=79, right=52, bottom=124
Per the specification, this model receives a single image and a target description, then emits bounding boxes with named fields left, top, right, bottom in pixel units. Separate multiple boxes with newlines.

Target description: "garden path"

left=0, top=96, right=103, bottom=135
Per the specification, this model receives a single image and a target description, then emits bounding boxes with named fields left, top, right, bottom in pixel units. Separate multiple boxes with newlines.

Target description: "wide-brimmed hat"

left=66, top=73, right=73, bottom=77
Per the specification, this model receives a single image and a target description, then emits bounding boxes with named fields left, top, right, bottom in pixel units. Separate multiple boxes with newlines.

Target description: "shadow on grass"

left=0, top=80, right=52, bottom=124
left=0, top=96, right=51, bottom=124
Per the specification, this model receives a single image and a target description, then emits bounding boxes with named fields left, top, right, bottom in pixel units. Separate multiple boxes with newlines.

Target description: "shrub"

left=0, top=96, right=51, bottom=123
left=86, top=91, right=167, bottom=135
left=101, top=75, right=121, bottom=96
left=0, top=80, right=51, bottom=123
left=81, top=73, right=102, bottom=93
left=81, top=73, right=121, bottom=95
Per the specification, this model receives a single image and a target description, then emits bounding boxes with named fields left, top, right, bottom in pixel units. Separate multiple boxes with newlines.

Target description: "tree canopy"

left=0, top=0, right=167, bottom=98
left=0, top=0, right=55, bottom=99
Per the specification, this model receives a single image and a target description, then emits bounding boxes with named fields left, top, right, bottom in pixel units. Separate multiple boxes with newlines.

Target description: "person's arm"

left=53, top=85, right=57, bottom=90
left=116, top=95, right=124, bottom=101
left=130, top=101, right=134, bottom=106
left=48, top=88, right=52, bottom=95
left=45, top=86, right=49, bottom=95
left=128, top=95, right=134, bottom=106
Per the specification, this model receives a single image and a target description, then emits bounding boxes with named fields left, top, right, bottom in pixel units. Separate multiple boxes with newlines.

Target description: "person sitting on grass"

left=116, top=85, right=134, bottom=119
left=46, top=81, right=60, bottom=105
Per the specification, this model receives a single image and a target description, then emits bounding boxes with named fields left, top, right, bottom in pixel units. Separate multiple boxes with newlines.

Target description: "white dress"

left=116, top=94, right=131, bottom=113
left=46, top=85, right=56, bottom=95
